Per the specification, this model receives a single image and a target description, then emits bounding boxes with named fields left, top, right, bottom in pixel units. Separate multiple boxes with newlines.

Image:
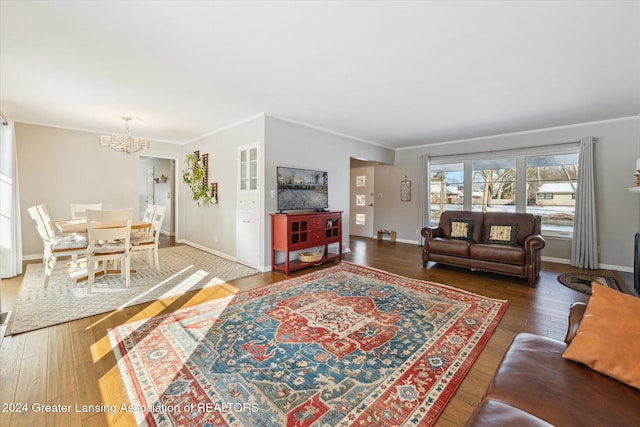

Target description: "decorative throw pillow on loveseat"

left=562, top=282, right=640, bottom=390
left=449, top=218, right=473, bottom=241
left=485, top=224, right=519, bottom=246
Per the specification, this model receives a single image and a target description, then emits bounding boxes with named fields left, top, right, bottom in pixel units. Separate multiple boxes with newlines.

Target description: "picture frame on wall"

left=401, top=176, right=411, bottom=201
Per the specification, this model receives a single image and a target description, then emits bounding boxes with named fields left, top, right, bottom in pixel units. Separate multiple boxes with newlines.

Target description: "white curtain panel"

left=571, top=136, right=598, bottom=269
left=420, top=154, right=431, bottom=245
left=0, top=121, right=23, bottom=279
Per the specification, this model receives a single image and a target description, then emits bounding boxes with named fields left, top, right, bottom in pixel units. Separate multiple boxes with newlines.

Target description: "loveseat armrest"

left=523, top=233, right=545, bottom=251
left=421, top=226, right=442, bottom=240
left=564, top=302, right=588, bottom=344
left=523, top=234, right=545, bottom=285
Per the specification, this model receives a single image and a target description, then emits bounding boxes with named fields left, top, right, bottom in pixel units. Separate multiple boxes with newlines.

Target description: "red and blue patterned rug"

left=109, top=262, right=507, bottom=426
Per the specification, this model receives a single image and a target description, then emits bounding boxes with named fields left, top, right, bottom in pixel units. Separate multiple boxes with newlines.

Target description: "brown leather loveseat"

left=421, top=211, right=545, bottom=285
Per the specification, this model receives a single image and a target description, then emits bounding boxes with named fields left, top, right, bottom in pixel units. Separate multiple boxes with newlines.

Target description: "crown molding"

left=398, top=116, right=640, bottom=151
left=266, top=114, right=388, bottom=149
left=185, top=112, right=266, bottom=144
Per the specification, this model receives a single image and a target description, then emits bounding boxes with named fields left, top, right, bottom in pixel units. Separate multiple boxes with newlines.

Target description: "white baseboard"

left=177, top=239, right=235, bottom=262
left=397, top=238, right=420, bottom=245
left=542, top=255, right=633, bottom=273
left=177, top=239, right=270, bottom=272
left=541, top=255, right=571, bottom=265
left=599, top=263, right=633, bottom=273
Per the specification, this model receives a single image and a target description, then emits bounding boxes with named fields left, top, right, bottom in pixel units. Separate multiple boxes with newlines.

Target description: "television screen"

left=277, top=167, right=329, bottom=212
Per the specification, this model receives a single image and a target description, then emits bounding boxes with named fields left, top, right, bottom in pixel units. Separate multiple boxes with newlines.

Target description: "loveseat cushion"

left=429, top=238, right=471, bottom=258
left=562, top=282, right=640, bottom=390
left=449, top=218, right=473, bottom=241
left=469, top=243, right=525, bottom=265
left=484, top=223, right=519, bottom=246
left=479, top=333, right=640, bottom=426
left=438, top=211, right=485, bottom=242
left=483, top=212, right=537, bottom=245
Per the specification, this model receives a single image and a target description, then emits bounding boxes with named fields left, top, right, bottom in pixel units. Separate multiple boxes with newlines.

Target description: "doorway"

left=139, top=157, right=176, bottom=237
left=350, top=162, right=375, bottom=238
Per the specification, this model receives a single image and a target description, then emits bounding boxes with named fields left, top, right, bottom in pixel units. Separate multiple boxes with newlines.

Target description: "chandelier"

left=99, top=116, right=150, bottom=154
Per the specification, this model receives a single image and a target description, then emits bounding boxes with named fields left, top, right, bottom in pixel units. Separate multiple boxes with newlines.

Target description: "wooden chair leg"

left=87, top=257, right=95, bottom=293
left=153, top=247, right=160, bottom=271
left=124, top=256, right=131, bottom=287
left=43, top=255, right=56, bottom=288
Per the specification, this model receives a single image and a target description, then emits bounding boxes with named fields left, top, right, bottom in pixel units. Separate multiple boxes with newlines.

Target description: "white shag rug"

left=9, top=245, right=258, bottom=335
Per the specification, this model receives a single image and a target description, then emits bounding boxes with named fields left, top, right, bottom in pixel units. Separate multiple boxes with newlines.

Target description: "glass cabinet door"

left=239, top=145, right=258, bottom=192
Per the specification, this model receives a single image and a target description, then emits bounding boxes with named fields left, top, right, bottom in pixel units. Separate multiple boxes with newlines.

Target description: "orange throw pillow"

left=562, top=282, right=640, bottom=389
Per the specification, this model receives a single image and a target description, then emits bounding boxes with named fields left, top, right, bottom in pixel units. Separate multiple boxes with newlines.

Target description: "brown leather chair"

left=466, top=303, right=640, bottom=426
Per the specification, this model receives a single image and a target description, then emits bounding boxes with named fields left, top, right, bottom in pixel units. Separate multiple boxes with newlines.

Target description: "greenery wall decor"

left=182, top=151, right=218, bottom=206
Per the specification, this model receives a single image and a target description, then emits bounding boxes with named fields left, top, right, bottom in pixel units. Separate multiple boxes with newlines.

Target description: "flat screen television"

left=277, top=166, right=329, bottom=212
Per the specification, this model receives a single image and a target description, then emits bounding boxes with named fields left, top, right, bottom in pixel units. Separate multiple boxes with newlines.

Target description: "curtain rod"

left=0, top=113, right=7, bottom=126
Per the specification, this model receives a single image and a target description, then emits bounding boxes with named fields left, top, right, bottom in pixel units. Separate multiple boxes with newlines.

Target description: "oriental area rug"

left=9, top=245, right=258, bottom=335
left=108, top=262, right=508, bottom=426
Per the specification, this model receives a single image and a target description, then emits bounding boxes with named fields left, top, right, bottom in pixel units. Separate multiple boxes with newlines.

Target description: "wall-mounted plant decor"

left=182, top=151, right=218, bottom=206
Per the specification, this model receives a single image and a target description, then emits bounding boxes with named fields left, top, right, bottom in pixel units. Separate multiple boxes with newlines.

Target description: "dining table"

left=54, top=217, right=153, bottom=282
left=54, top=218, right=152, bottom=234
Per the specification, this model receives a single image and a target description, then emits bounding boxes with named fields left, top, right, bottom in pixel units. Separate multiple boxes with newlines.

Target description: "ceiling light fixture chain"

left=99, top=116, right=150, bottom=154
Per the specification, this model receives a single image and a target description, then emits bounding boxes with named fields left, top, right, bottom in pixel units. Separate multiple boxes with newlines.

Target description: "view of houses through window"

left=429, top=151, right=579, bottom=235
left=526, top=153, right=578, bottom=234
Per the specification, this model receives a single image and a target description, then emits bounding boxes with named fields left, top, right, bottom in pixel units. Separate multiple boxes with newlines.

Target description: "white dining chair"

left=28, top=205, right=88, bottom=288
left=141, top=204, right=156, bottom=222
left=130, top=205, right=166, bottom=271
left=70, top=203, right=102, bottom=219
left=139, top=204, right=156, bottom=233
left=85, top=208, right=132, bottom=293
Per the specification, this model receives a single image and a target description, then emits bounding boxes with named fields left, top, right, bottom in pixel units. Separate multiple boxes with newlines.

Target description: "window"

left=427, top=147, right=579, bottom=236
left=429, top=162, right=464, bottom=225
left=526, top=153, right=579, bottom=235
left=472, top=158, right=516, bottom=213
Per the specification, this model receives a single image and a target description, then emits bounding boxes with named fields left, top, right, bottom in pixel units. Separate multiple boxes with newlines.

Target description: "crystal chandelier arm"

left=98, top=116, right=150, bottom=154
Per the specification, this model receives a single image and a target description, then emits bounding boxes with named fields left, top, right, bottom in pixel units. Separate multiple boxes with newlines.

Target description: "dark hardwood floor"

left=0, top=235, right=624, bottom=426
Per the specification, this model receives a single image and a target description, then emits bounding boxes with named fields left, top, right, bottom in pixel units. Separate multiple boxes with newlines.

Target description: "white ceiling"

left=1, top=1, right=639, bottom=149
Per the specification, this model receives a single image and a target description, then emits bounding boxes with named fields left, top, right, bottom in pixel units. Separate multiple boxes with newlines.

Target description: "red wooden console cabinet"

left=270, top=211, right=342, bottom=275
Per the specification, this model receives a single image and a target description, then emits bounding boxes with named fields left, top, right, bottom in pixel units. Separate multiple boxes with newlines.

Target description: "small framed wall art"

left=401, top=176, right=411, bottom=201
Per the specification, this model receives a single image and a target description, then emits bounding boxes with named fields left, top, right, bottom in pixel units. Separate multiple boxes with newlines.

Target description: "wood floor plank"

left=0, top=333, right=26, bottom=427
left=74, top=359, right=108, bottom=422
left=0, top=237, right=623, bottom=426
left=47, top=323, right=77, bottom=400
left=11, top=350, right=48, bottom=426
left=45, top=391, right=83, bottom=427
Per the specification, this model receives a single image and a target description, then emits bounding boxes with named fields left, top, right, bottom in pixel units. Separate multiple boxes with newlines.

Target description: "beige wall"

left=179, top=115, right=265, bottom=264
left=17, top=123, right=180, bottom=257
